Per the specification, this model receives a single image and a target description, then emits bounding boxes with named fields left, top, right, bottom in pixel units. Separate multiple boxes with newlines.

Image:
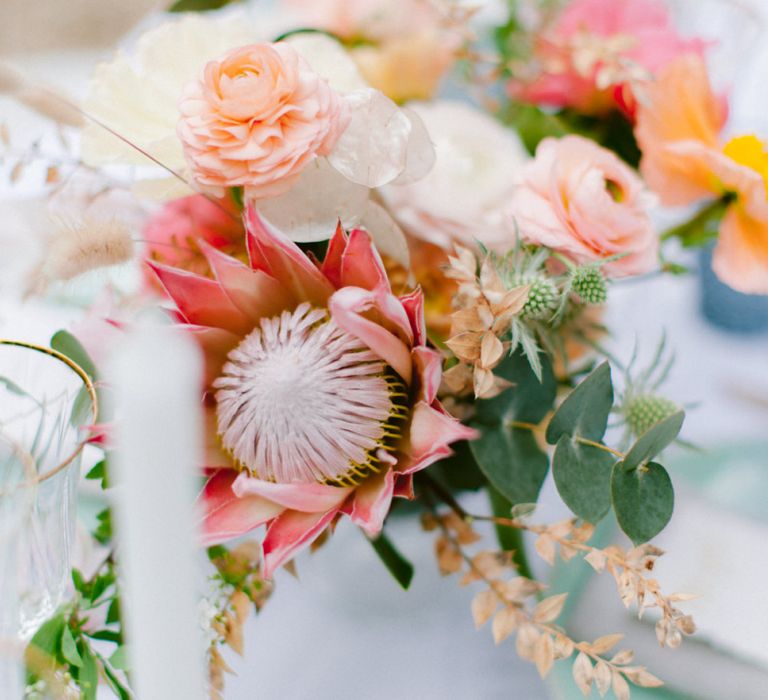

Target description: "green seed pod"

left=516, top=275, right=559, bottom=320
left=624, top=394, right=680, bottom=437
left=572, top=266, right=607, bottom=305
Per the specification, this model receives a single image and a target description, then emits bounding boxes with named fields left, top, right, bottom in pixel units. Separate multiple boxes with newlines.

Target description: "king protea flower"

left=148, top=206, right=475, bottom=577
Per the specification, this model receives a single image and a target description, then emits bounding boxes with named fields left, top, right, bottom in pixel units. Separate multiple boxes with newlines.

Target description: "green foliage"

left=85, top=459, right=110, bottom=489
left=50, top=330, right=97, bottom=380
left=501, top=103, right=568, bottom=155
left=93, top=508, right=113, bottom=545
left=487, top=486, right=534, bottom=579
left=660, top=195, right=733, bottom=248
left=611, top=461, right=674, bottom=545
left=552, top=436, right=615, bottom=523
left=432, top=440, right=487, bottom=491
left=471, top=350, right=556, bottom=504
left=368, top=531, right=414, bottom=590
left=168, top=0, right=238, bottom=11
left=623, top=410, right=685, bottom=471
left=546, top=362, right=613, bottom=445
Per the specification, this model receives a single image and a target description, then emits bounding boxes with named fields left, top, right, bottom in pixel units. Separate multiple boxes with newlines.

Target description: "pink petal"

left=320, top=221, right=347, bottom=288
left=198, top=469, right=284, bottom=546
left=148, top=260, right=252, bottom=335
left=399, top=287, right=427, bottom=345
left=340, top=228, right=389, bottom=291
left=245, top=206, right=334, bottom=305
left=412, top=346, right=442, bottom=404
left=329, top=286, right=413, bottom=383
left=343, top=470, right=395, bottom=536
left=232, top=474, right=351, bottom=512
left=198, top=239, right=294, bottom=321
left=399, top=401, right=479, bottom=474
left=393, top=473, right=414, bottom=500
left=261, top=508, right=338, bottom=578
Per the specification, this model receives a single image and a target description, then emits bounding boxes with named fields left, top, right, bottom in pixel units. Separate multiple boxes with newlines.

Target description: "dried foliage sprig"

left=423, top=510, right=666, bottom=699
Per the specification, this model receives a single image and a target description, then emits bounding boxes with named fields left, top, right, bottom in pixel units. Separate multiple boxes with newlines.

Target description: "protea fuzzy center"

left=214, top=303, right=409, bottom=487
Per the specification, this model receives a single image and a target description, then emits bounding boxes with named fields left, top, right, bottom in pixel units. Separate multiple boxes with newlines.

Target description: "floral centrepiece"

left=149, top=208, right=474, bottom=577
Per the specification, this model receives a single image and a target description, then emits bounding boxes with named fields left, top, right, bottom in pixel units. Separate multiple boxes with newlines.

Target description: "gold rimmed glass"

left=0, top=340, right=97, bottom=695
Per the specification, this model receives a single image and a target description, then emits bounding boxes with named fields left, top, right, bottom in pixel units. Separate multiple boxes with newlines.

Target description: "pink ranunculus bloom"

left=149, top=207, right=476, bottom=577
left=510, top=0, right=707, bottom=117
left=143, top=194, right=245, bottom=282
left=507, top=135, right=658, bottom=277
left=177, top=42, right=348, bottom=201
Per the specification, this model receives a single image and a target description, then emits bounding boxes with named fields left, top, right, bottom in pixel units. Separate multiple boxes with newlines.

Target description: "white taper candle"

left=109, top=320, right=206, bottom=700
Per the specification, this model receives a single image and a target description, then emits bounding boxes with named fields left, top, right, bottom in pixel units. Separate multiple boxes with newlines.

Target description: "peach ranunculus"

left=178, top=42, right=349, bottom=200
left=506, top=135, right=658, bottom=277
left=635, top=54, right=768, bottom=293
left=280, top=0, right=462, bottom=103
left=509, top=0, right=706, bottom=117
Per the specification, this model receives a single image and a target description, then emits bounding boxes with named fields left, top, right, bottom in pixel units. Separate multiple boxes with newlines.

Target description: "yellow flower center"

left=724, top=135, right=768, bottom=197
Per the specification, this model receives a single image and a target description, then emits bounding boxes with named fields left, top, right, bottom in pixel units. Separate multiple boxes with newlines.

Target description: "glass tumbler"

left=0, top=339, right=97, bottom=694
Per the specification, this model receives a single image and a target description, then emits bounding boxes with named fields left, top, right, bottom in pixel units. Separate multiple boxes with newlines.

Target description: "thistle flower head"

left=572, top=265, right=607, bottom=305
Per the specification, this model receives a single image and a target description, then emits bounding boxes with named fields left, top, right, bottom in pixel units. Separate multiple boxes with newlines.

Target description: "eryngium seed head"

left=624, top=394, right=680, bottom=437
left=515, top=275, right=559, bottom=320
left=572, top=266, right=607, bottom=305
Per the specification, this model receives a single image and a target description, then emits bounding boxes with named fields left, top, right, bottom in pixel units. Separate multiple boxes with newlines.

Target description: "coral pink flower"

left=636, top=55, right=768, bottom=293
left=178, top=43, right=348, bottom=200
left=143, top=194, right=245, bottom=282
left=510, top=0, right=706, bottom=116
left=507, top=135, right=658, bottom=277
left=148, top=208, right=475, bottom=577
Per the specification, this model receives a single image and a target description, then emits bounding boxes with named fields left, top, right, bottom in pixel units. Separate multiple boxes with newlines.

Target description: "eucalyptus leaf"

left=77, top=643, right=99, bottom=700
left=623, top=411, right=685, bottom=472
left=51, top=330, right=97, bottom=380
left=545, top=362, right=613, bottom=445
left=368, top=531, right=414, bottom=590
left=611, top=461, right=674, bottom=544
left=471, top=425, right=549, bottom=505
left=26, top=611, right=66, bottom=662
left=552, top=436, right=615, bottom=523
left=109, top=645, right=130, bottom=671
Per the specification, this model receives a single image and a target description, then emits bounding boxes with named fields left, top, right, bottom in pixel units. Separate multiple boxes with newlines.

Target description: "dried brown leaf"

left=572, top=651, right=594, bottom=696
left=612, top=669, right=631, bottom=700
left=553, top=634, right=575, bottom=660
left=10, top=159, right=24, bottom=183
left=535, top=534, right=556, bottom=565
left=610, top=649, right=634, bottom=666
left=435, top=536, right=463, bottom=575
left=594, top=660, right=612, bottom=697
left=534, top=632, right=555, bottom=678
left=515, top=623, right=539, bottom=661
left=533, top=593, right=567, bottom=624
left=230, top=590, right=251, bottom=624
left=471, top=589, right=498, bottom=629
left=480, top=331, right=504, bottom=368
left=492, top=606, right=520, bottom=644
left=589, top=633, right=624, bottom=655
left=0, top=123, right=9, bottom=146
left=627, top=668, right=664, bottom=688
left=45, top=165, right=59, bottom=184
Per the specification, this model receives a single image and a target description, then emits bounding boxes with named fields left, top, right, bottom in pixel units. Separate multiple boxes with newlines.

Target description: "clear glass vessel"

left=0, top=340, right=97, bottom=695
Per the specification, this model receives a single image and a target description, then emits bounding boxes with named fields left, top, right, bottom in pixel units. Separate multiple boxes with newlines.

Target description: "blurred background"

left=2, top=1, right=768, bottom=698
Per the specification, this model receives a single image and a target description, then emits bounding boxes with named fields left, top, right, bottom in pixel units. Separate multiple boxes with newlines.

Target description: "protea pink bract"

left=148, top=206, right=475, bottom=577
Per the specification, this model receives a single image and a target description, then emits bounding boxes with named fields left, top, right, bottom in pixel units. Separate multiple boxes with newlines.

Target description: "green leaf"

left=61, top=626, right=83, bottom=668
left=545, top=362, right=613, bottom=445
left=474, top=349, right=557, bottom=427
left=471, top=425, right=549, bottom=505
left=611, top=461, right=674, bottom=544
left=552, top=436, right=615, bottom=523
left=623, top=411, right=685, bottom=472
left=660, top=196, right=732, bottom=247
left=77, top=642, right=99, bottom=700
left=487, top=486, right=533, bottom=579
left=26, top=611, right=66, bottom=664
left=471, top=350, right=556, bottom=505
left=106, top=598, right=121, bottom=625
left=50, top=330, right=97, bottom=379
left=0, top=375, right=27, bottom=396
left=85, top=459, right=110, bottom=489
left=93, top=508, right=113, bottom=545
left=432, top=440, right=486, bottom=491
left=168, top=0, right=237, bottom=11
left=109, top=645, right=130, bottom=671
left=367, top=531, right=414, bottom=590
left=86, top=630, right=122, bottom=644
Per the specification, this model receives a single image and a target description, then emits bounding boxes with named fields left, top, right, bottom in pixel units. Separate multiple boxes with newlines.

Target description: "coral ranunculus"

left=178, top=42, right=348, bottom=200
left=506, top=135, right=658, bottom=277
left=635, top=54, right=768, bottom=294
left=148, top=208, right=475, bottom=577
